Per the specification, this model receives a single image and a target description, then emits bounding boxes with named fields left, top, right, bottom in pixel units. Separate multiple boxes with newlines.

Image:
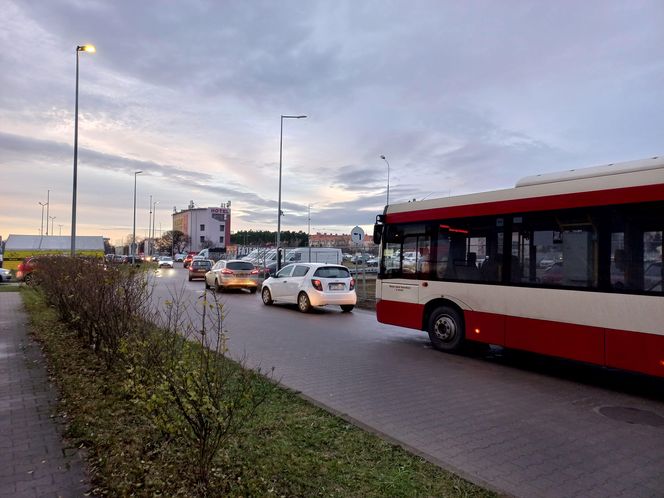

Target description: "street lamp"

left=49, top=216, right=56, bottom=236
left=132, top=170, right=143, bottom=264
left=277, top=114, right=307, bottom=270
left=45, top=189, right=50, bottom=235
left=151, top=200, right=159, bottom=256
left=380, top=155, right=390, bottom=206
left=71, top=44, right=95, bottom=256
left=38, top=202, right=47, bottom=236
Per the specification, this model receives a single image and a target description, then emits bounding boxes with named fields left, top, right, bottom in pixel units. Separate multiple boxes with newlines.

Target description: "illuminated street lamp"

left=380, top=155, right=390, bottom=206
left=71, top=44, right=95, bottom=256
left=277, top=114, right=307, bottom=270
left=132, top=171, right=143, bottom=264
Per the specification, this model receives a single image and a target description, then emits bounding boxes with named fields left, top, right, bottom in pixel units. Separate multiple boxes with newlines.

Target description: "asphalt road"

left=151, top=265, right=664, bottom=498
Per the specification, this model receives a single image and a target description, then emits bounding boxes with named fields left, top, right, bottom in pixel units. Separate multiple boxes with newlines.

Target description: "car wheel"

left=188, top=276, right=192, bottom=281
left=205, top=279, right=210, bottom=289
left=340, top=305, right=354, bottom=312
left=249, top=287, right=257, bottom=294
left=261, top=287, right=273, bottom=305
left=297, top=292, right=311, bottom=313
left=427, top=306, right=464, bottom=352
left=24, top=273, right=34, bottom=285
left=214, top=279, right=224, bottom=293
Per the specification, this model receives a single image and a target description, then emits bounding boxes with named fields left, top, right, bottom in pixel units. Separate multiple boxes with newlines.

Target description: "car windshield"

left=227, top=261, right=255, bottom=271
left=313, top=266, right=350, bottom=278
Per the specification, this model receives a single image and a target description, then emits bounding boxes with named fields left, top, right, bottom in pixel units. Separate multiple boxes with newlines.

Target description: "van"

left=285, top=247, right=342, bottom=264
left=197, top=247, right=226, bottom=262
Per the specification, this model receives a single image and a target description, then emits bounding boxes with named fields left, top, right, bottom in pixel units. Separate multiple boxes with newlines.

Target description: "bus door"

left=379, top=224, right=429, bottom=328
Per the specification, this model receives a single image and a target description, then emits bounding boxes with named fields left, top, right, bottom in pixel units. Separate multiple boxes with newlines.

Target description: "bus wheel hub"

left=434, top=316, right=456, bottom=342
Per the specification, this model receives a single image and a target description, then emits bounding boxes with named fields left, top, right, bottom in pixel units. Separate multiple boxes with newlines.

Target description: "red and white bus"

left=373, top=156, right=664, bottom=377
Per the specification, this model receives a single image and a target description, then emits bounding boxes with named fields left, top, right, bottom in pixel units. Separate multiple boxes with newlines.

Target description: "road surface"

left=150, top=265, right=664, bottom=498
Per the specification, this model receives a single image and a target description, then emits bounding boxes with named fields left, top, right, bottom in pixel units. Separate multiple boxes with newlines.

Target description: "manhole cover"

left=597, top=406, right=664, bottom=427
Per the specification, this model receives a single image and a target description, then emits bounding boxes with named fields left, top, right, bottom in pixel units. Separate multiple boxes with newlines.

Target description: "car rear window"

left=193, top=261, right=211, bottom=269
left=313, top=266, right=350, bottom=278
left=227, top=261, right=255, bottom=271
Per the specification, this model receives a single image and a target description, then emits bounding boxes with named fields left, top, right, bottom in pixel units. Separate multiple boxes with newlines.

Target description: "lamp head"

left=77, top=45, right=96, bottom=53
left=135, top=170, right=143, bottom=175
left=380, top=155, right=386, bottom=160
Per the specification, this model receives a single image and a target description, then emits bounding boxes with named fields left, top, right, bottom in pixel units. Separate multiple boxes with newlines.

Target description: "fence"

left=227, top=244, right=378, bottom=308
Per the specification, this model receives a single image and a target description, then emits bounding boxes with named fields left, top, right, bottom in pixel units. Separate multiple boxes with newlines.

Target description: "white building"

left=172, top=201, right=232, bottom=252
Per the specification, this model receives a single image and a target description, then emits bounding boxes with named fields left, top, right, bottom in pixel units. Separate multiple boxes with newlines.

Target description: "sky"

left=1, top=0, right=663, bottom=246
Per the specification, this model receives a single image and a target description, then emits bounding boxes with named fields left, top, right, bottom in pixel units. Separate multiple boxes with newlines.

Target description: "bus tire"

left=427, top=306, right=465, bottom=352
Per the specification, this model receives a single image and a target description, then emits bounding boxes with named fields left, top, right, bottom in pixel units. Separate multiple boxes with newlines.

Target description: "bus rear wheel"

left=427, top=306, right=464, bottom=352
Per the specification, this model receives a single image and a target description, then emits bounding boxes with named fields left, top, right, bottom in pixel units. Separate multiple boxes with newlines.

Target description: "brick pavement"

left=0, top=292, right=89, bottom=498
left=204, top=292, right=664, bottom=498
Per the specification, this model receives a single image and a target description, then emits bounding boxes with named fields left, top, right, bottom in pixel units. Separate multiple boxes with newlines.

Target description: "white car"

left=158, top=256, right=174, bottom=268
left=0, top=268, right=12, bottom=282
left=261, top=263, right=357, bottom=313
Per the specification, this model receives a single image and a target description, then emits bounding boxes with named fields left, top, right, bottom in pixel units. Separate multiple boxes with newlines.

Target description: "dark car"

left=183, top=251, right=198, bottom=268
left=188, top=259, right=212, bottom=281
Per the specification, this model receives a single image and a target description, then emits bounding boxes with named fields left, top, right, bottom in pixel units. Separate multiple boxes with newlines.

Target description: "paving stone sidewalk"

left=0, top=291, right=89, bottom=498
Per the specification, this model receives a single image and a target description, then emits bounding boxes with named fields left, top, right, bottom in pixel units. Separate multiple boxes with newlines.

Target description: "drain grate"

left=598, top=406, right=664, bottom=427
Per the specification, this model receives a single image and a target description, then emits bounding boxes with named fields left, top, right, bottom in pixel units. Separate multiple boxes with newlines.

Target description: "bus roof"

left=386, top=156, right=664, bottom=222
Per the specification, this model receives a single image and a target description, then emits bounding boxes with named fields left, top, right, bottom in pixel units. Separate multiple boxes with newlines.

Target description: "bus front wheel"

left=427, top=306, right=465, bottom=352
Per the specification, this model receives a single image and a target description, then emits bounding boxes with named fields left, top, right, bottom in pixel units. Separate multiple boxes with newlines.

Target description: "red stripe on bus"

left=377, top=302, right=664, bottom=377
left=386, top=183, right=664, bottom=223
left=606, top=328, right=664, bottom=377
left=376, top=300, right=423, bottom=329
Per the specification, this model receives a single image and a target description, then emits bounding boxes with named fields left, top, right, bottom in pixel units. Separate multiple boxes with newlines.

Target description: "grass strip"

left=21, top=287, right=494, bottom=497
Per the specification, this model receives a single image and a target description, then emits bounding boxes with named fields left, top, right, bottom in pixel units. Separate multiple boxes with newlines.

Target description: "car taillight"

left=221, top=268, right=234, bottom=274
left=250, top=269, right=259, bottom=275
left=349, top=278, right=355, bottom=290
left=311, top=279, right=323, bottom=291
left=17, top=263, right=24, bottom=271
left=188, top=266, right=194, bottom=271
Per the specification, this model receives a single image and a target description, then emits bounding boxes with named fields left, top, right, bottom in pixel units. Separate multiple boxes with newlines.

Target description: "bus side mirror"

left=373, top=214, right=384, bottom=244
left=373, top=224, right=382, bottom=244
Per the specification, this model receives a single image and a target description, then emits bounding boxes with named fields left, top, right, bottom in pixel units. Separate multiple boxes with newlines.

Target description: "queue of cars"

left=191, top=257, right=358, bottom=313
left=7, top=251, right=359, bottom=313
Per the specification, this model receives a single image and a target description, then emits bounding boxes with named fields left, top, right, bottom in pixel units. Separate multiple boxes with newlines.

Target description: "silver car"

left=0, top=268, right=12, bottom=282
left=205, top=259, right=261, bottom=293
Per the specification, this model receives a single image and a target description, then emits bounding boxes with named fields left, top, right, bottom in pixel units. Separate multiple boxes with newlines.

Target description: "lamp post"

left=380, top=155, right=390, bottom=206
left=308, top=203, right=316, bottom=262
left=71, top=44, right=95, bottom=256
left=147, top=194, right=153, bottom=257
left=45, top=189, right=50, bottom=235
left=58, top=224, right=63, bottom=236
left=49, top=216, right=56, bottom=236
left=277, top=114, right=307, bottom=270
left=132, top=170, right=143, bottom=264
left=152, top=200, right=159, bottom=257
left=38, top=202, right=47, bottom=236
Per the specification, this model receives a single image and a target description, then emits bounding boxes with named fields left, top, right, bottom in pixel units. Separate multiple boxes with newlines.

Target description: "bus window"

left=381, top=223, right=429, bottom=279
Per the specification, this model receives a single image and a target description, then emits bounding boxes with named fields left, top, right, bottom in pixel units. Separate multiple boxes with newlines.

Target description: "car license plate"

left=329, top=283, right=345, bottom=291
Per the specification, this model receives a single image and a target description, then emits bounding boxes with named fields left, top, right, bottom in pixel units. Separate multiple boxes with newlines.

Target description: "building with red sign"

left=172, top=201, right=231, bottom=252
